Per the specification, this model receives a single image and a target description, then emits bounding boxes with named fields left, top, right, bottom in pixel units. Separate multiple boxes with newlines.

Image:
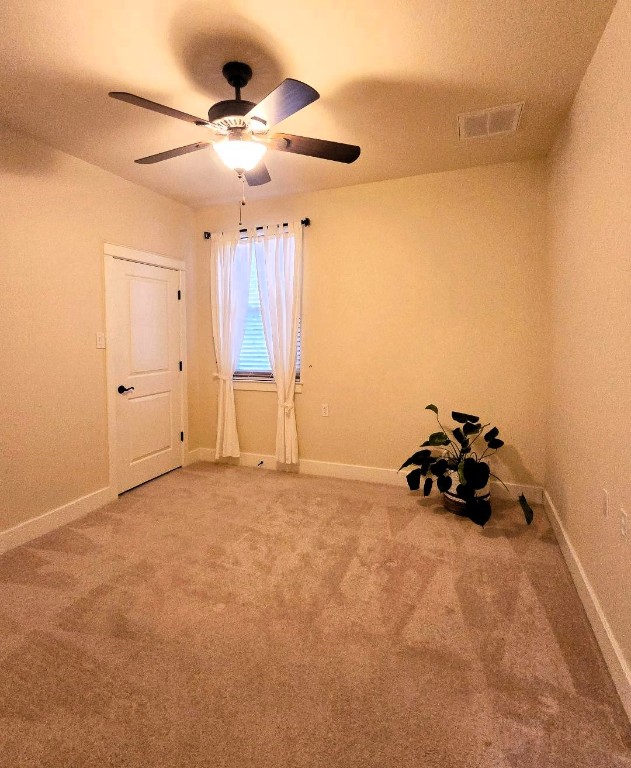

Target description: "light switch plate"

left=96, top=332, right=106, bottom=349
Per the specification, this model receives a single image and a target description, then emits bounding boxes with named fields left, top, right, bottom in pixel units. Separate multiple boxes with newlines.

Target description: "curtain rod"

left=203, top=218, right=310, bottom=240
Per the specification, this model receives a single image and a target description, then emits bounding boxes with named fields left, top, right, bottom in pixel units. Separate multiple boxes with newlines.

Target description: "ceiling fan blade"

left=270, top=133, right=361, bottom=164
left=245, top=79, right=319, bottom=129
left=109, top=92, right=210, bottom=126
left=135, top=142, right=211, bottom=164
left=244, top=162, right=271, bottom=186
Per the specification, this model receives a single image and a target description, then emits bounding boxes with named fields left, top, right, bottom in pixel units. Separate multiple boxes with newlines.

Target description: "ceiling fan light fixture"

left=214, top=137, right=266, bottom=171
left=111, top=61, right=361, bottom=186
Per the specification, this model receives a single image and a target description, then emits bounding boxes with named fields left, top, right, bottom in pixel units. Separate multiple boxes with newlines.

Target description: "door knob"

left=117, top=385, right=135, bottom=394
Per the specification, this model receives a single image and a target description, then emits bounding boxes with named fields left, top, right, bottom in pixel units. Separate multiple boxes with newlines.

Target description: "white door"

left=106, top=257, right=184, bottom=493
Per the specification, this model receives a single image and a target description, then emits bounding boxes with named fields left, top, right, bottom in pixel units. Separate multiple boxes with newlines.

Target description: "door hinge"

left=180, top=431, right=184, bottom=442
left=179, top=361, right=183, bottom=371
left=177, top=289, right=181, bottom=300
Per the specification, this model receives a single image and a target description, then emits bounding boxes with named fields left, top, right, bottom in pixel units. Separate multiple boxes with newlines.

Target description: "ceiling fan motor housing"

left=206, top=100, right=267, bottom=134
left=207, top=62, right=267, bottom=134
left=207, top=99, right=256, bottom=130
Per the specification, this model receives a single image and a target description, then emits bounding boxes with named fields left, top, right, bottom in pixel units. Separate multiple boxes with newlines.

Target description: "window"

left=234, top=249, right=301, bottom=382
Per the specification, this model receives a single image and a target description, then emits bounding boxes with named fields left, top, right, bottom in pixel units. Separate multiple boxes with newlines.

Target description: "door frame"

left=104, top=242, right=188, bottom=495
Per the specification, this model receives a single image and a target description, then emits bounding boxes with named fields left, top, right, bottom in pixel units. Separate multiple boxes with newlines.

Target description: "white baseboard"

left=300, top=457, right=407, bottom=485
left=234, top=451, right=275, bottom=469
left=184, top=448, right=200, bottom=465
left=190, top=448, right=215, bottom=463
left=231, top=452, right=408, bottom=485
left=491, top=480, right=543, bottom=504
left=237, top=452, right=404, bottom=484
left=194, top=448, right=543, bottom=502
left=0, top=486, right=117, bottom=555
left=186, top=448, right=217, bottom=465
left=544, top=490, right=631, bottom=721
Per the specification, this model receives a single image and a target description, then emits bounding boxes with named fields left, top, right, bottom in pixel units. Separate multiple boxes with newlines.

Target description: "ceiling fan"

left=109, top=61, right=361, bottom=186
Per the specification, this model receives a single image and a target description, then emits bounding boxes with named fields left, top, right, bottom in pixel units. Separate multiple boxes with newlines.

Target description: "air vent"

left=458, top=102, right=524, bottom=140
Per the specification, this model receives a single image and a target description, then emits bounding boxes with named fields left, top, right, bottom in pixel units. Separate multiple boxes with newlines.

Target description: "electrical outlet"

left=603, top=488, right=609, bottom=518
left=321, top=403, right=329, bottom=417
left=95, top=332, right=106, bottom=349
left=621, top=509, right=629, bottom=539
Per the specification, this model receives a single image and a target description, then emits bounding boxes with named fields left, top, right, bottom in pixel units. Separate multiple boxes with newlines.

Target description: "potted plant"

left=399, top=404, right=534, bottom=527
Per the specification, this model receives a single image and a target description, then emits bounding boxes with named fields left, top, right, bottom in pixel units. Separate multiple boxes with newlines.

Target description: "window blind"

left=235, top=254, right=301, bottom=381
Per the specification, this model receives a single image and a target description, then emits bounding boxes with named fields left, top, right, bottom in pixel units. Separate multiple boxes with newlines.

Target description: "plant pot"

left=442, top=471, right=490, bottom=515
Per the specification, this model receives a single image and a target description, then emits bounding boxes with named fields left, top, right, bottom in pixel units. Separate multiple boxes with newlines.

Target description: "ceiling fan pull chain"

left=238, top=174, right=246, bottom=226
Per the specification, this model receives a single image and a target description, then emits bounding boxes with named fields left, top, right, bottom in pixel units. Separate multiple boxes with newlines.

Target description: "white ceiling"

left=0, top=0, right=616, bottom=208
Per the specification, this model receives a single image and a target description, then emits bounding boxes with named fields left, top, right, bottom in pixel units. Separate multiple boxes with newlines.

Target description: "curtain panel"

left=254, top=221, right=303, bottom=464
left=210, top=232, right=251, bottom=458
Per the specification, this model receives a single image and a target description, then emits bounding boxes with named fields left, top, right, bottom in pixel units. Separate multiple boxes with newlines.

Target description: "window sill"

left=233, top=380, right=303, bottom=393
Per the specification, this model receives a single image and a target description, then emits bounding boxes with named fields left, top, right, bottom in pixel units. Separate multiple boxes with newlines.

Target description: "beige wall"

left=546, top=0, right=631, bottom=666
left=0, top=127, right=195, bottom=530
left=194, top=160, right=548, bottom=485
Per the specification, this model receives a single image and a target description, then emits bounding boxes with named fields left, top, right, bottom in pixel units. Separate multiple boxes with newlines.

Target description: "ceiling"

left=0, top=0, right=616, bottom=208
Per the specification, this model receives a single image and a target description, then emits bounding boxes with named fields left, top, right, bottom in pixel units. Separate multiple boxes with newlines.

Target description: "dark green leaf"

left=484, top=427, right=499, bottom=442
left=425, top=404, right=439, bottom=414
left=453, top=428, right=470, bottom=452
left=399, top=449, right=432, bottom=471
left=437, top=474, right=452, bottom=493
left=487, top=438, right=504, bottom=450
left=406, top=468, right=422, bottom=491
left=467, top=498, right=492, bottom=527
left=463, top=421, right=482, bottom=436
left=425, top=431, right=450, bottom=446
left=452, top=411, right=480, bottom=424
left=453, top=427, right=465, bottom=444
left=431, top=458, right=448, bottom=476
left=519, top=494, right=534, bottom=525
left=461, top=457, right=475, bottom=481
left=456, top=483, right=475, bottom=500
left=423, top=477, right=433, bottom=497
left=462, top=458, right=490, bottom=491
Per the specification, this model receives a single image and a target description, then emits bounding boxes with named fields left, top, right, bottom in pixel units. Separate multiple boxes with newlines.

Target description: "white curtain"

left=210, top=232, right=251, bottom=458
left=254, top=222, right=303, bottom=464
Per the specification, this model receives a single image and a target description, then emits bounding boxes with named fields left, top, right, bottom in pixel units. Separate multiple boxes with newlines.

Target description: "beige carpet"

left=0, top=463, right=629, bottom=767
